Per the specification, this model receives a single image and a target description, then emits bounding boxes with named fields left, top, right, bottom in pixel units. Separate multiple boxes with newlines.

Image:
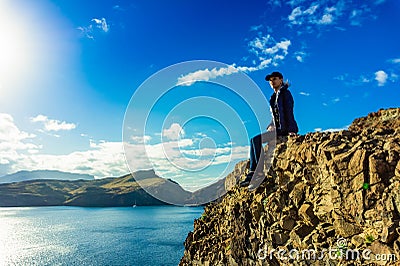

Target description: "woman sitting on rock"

left=240, top=71, right=299, bottom=190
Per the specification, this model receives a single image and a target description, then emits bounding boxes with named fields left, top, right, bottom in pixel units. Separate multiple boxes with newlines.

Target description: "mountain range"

left=0, top=170, right=94, bottom=184
left=0, top=169, right=226, bottom=207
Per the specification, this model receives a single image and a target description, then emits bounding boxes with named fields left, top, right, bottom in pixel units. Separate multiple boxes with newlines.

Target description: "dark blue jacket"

left=269, top=84, right=298, bottom=136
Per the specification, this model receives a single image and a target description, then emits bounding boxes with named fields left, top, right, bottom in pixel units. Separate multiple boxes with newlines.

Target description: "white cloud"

left=305, top=4, right=319, bottom=15
left=335, top=73, right=375, bottom=87
left=176, top=35, right=291, bottom=86
left=140, top=136, right=249, bottom=189
left=389, top=58, right=400, bottom=64
left=177, top=64, right=240, bottom=86
left=314, top=125, right=349, bottom=132
left=267, top=0, right=282, bottom=7
left=288, top=7, right=303, bottom=23
left=286, top=0, right=382, bottom=30
left=20, top=140, right=129, bottom=178
left=287, top=0, right=308, bottom=7
left=334, top=74, right=347, bottom=81
left=131, top=135, right=152, bottom=144
left=360, top=76, right=371, bottom=83
left=0, top=114, right=128, bottom=178
left=78, top=17, right=110, bottom=39
left=31, top=115, right=76, bottom=132
left=77, top=25, right=94, bottom=39
left=250, top=24, right=263, bottom=31
left=0, top=113, right=39, bottom=175
left=318, top=13, right=334, bottom=24
left=1, top=114, right=251, bottom=189
left=299, top=91, right=310, bottom=96
left=288, top=4, right=325, bottom=25
left=294, top=51, right=308, bottom=62
left=162, top=123, right=185, bottom=141
left=375, top=70, right=388, bottom=86
left=92, top=18, right=109, bottom=33
left=113, top=5, right=124, bottom=11
left=249, top=36, right=291, bottom=65
left=263, top=40, right=291, bottom=55
left=349, top=9, right=363, bottom=26
left=0, top=113, right=35, bottom=142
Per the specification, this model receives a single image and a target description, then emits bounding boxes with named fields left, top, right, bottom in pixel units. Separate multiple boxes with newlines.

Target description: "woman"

left=240, top=71, right=298, bottom=189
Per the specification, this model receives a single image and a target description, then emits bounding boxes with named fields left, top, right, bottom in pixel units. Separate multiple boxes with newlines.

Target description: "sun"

left=0, top=24, right=27, bottom=78
left=0, top=2, right=32, bottom=83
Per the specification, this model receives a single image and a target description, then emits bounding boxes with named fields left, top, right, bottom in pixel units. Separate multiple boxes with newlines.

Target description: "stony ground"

left=180, top=108, right=400, bottom=266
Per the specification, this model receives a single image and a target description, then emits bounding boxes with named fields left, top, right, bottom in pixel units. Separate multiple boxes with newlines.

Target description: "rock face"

left=180, top=108, right=400, bottom=265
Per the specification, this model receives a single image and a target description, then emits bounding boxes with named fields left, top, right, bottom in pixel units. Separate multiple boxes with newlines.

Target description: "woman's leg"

left=241, top=131, right=276, bottom=187
left=249, top=134, right=262, bottom=172
left=249, top=131, right=276, bottom=172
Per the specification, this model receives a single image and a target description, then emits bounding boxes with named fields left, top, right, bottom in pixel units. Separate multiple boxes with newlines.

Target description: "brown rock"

left=333, top=219, right=362, bottom=238
left=345, top=190, right=364, bottom=219
left=272, top=230, right=289, bottom=245
left=289, top=182, right=305, bottom=208
left=298, top=203, right=319, bottom=226
left=180, top=108, right=400, bottom=266
left=289, top=223, right=314, bottom=248
left=351, top=234, right=365, bottom=247
left=381, top=222, right=398, bottom=244
left=394, top=240, right=400, bottom=263
left=369, top=151, right=391, bottom=185
left=396, top=160, right=400, bottom=177
left=280, top=215, right=295, bottom=231
left=348, top=148, right=367, bottom=176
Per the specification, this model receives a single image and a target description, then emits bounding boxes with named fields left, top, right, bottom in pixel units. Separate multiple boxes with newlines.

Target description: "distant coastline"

left=0, top=169, right=226, bottom=207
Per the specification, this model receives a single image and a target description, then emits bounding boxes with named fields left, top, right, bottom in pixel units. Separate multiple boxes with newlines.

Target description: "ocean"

left=0, top=206, right=204, bottom=266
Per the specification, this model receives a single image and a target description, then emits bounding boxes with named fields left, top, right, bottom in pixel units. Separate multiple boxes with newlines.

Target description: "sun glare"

left=0, top=21, right=28, bottom=77
left=0, top=2, right=34, bottom=90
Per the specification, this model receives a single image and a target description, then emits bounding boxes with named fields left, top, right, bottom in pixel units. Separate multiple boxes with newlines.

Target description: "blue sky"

left=0, top=0, right=399, bottom=190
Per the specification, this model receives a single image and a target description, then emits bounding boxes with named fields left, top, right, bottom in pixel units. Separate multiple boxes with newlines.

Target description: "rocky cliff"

left=180, top=108, right=400, bottom=265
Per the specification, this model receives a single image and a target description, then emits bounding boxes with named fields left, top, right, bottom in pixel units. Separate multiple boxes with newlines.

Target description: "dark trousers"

left=249, top=131, right=276, bottom=172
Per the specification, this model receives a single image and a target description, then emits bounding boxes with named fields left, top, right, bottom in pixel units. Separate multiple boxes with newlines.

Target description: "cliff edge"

left=180, top=108, right=400, bottom=265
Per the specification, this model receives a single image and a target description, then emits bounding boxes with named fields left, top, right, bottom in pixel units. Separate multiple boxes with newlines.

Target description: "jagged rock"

left=279, top=215, right=295, bottom=231
left=381, top=222, right=399, bottom=244
left=298, top=203, right=319, bottom=226
left=272, top=230, right=289, bottom=245
left=289, top=223, right=315, bottom=249
left=333, top=219, right=362, bottom=238
left=289, top=182, right=305, bottom=208
left=394, top=240, right=400, bottom=263
left=180, top=108, right=400, bottom=266
left=351, top=234, right=365, bottom=247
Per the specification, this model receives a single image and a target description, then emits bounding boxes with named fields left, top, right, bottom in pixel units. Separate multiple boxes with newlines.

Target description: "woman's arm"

left=284, top=91, right=298, bottom=134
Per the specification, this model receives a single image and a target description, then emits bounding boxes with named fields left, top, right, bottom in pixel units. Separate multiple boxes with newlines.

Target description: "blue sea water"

left=0, top=206, right=203, bottom=266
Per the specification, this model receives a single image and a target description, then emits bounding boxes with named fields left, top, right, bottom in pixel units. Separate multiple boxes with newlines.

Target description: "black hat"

left=265, top=71, right=283, bottom=81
